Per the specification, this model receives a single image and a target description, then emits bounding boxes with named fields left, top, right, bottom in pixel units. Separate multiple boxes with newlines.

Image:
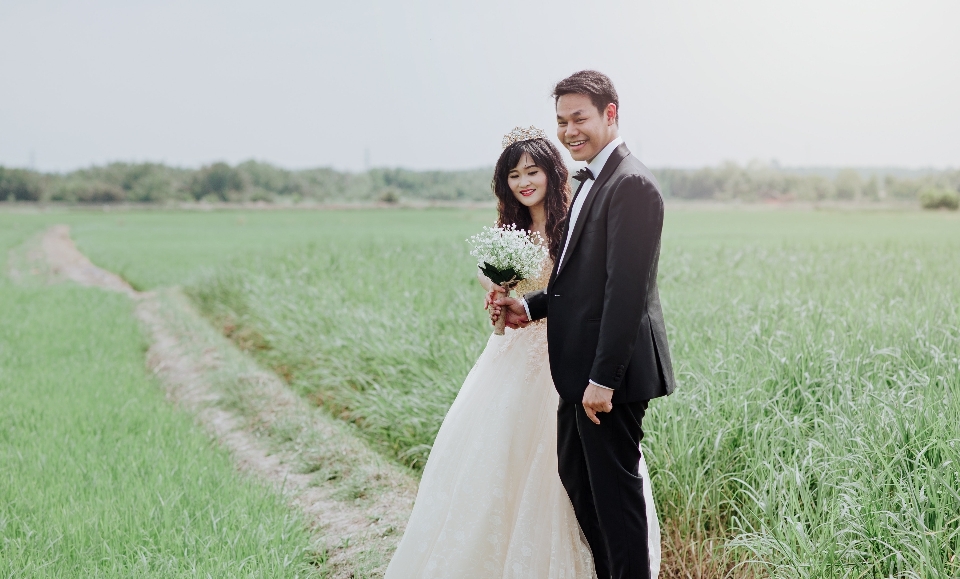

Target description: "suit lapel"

left=555, top=143, right=630, bottom=279
left=547, top=178, right=588, bottom=286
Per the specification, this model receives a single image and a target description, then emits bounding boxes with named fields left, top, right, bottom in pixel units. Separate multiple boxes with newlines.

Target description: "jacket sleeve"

left=523, top=288, right=549, bottom=321
left=589, top=174, right=664, bottom=389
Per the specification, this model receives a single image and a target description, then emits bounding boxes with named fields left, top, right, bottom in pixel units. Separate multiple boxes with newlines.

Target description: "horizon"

left=3, top=158, right=955, bottom=177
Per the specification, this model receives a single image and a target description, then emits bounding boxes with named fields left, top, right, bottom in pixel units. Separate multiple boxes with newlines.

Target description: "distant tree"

left=378, top=188, right=400, bottom=203
left=128, top=171, right=172, bottom=202
left=835, top=169, right=863, bottom=201
left=238, top=160, right=305, bottom=197
left=77, top=182, right=126, bottom=203
left=863, top=176, right=880, bottom=201
left=0, top=167, right=43, bottom=201
left=885, top=175, right=923, bottom=200
left=709, top=163, right=738, bottom=201
left=190, top=162, right=245, bottom=201
left=93, top=163, right=174, bottom=202
left=919, top=188, right=959, bottom=210
left=658, top=166, right=724, bottom=199
left=8, top=159, right=955, bottom=206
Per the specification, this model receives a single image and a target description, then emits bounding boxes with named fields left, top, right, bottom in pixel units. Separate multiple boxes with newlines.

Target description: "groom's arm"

left=589, top=174, right=664, bottom=390
left=522, top=288, right=549, bottom=321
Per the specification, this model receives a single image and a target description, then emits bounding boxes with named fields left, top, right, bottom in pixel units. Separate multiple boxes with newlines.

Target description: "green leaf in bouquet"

left=480, top=262, right=521, bottom=287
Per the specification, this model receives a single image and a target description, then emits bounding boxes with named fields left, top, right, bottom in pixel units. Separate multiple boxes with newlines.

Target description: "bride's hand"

left=483, top=285, right=505, bottom=311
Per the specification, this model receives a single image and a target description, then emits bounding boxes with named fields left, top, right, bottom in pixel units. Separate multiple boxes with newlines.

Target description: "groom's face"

left=556, top=93, right=617, bottom=163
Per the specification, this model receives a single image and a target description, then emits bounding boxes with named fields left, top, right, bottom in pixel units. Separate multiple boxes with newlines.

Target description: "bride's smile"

left=508, top=152, right=548, bottom=208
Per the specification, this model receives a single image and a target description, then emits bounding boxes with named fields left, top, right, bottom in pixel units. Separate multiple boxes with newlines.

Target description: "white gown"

left=385, top=264, right=661, bottom=579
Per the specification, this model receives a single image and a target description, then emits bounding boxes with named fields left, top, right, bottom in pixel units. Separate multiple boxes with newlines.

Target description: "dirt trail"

left=37, top=225, right=416, bottom=577
left=41, top=225, right=139, bottom=296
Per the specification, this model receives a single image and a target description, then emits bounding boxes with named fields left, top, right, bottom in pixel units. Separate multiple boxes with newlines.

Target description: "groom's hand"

left=491, top=297, right=530, bottom=329
left=582, top=383, right=614, bottom=425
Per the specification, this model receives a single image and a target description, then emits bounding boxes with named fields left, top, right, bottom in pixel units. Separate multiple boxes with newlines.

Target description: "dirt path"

left=41, top=225, right=140, bottom=296
left=36, top=225, right=416, bottom=577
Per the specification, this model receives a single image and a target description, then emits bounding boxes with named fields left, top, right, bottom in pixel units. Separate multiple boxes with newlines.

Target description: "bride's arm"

left=477, top=269, right=496, bottom=292
left=478, top=270, right=505, bottom=315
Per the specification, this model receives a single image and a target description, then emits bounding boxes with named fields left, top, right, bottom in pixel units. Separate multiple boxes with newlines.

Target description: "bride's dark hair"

left=492, top=138, right=570, bottom=263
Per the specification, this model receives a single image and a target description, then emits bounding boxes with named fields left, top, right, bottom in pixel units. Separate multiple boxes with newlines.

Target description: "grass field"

left=67, top=209, right=492, bottom=290
left=179, top=208, right=960, bottom=577
left=4, top=207, right=960, bottom=577
left=0, top=218, right=320, bottom=577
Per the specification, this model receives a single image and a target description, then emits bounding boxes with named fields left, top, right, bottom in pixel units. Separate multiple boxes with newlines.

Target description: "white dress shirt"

left=519, top=136, right=624, bottom=391
left=557, top=136, right=623, bottom=270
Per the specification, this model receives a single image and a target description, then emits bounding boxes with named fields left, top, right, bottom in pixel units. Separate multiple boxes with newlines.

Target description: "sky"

left=1, top=0, right=958, bottom=172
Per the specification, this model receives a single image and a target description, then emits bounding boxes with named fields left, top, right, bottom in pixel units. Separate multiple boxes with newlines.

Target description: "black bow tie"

left=572, top=167, right=595, bottom=183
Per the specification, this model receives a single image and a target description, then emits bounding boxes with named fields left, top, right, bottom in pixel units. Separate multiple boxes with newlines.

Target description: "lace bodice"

left=513, top=257, right=553, bottom=297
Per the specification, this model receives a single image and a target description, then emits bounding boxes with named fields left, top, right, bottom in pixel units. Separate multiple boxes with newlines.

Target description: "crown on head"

left=502, top=125, right=548, bottom=149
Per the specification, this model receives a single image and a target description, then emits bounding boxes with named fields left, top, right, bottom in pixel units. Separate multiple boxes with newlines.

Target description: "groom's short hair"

left=553, top=70, right=619, bottom=124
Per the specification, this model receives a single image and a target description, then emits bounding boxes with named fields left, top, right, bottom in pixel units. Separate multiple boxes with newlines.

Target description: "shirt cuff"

left=589, top=379, right=614, bottom=391
left=520, top=297, right=532, bottom=321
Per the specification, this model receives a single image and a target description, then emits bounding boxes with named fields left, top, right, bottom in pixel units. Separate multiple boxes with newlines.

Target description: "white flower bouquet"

left=468, top=224, right=548, bottom=335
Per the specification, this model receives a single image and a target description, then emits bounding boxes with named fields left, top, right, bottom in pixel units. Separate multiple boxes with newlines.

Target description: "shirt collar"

left=586, top=136, right=624, bottom=178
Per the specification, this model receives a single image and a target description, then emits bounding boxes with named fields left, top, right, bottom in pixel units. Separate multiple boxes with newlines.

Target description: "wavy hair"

left=492, top=138, right=570, bottom=263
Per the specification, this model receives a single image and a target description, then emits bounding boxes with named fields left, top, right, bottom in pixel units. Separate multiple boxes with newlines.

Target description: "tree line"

left=1, top=160, right=957, bottom=208
left=655, top=162, right=959, bottom=207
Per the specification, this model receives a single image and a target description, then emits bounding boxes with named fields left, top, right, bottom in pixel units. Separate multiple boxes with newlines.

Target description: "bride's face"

left=507, top=153, right=548, bottom=209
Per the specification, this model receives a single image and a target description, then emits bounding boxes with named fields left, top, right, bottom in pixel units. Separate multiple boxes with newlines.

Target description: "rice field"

left=181, top=209, right=960, bottom=577
left=0, top=216, right=321, bottom=577
left=4, top=207, right=959, bottom=577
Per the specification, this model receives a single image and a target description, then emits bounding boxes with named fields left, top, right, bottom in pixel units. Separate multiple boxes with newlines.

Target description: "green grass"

left=188, top=233, right=491, bottom=469
left=66, top=209, right=494, bottom=290
left=0, top=227, right=320, bottom=577
left=177, top=208, right=960, bottom=577
left=0, top=212, right=55, bottom=271
left=3, top=208, right=495, bottom=291
left=10, top=207, right=960, bottom=575
left=656, top=240, right=960, bottom=575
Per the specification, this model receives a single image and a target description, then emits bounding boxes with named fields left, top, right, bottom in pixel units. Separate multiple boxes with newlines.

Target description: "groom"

left=494, top=70, right=675, bottom=579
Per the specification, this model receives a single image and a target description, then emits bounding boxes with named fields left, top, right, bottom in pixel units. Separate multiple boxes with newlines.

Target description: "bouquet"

left=468, top=224, right=548, bottom=335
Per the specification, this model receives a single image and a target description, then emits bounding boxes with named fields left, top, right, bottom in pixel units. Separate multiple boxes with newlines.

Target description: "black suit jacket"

left=525, top=143, right=675, bottom=403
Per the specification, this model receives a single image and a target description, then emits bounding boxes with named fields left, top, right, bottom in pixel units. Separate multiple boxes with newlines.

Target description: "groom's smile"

left=556, top=93, right=619, bottom=163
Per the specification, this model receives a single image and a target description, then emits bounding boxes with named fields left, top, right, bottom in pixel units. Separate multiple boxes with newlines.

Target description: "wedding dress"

left=385, top=261, right=661, bottom=578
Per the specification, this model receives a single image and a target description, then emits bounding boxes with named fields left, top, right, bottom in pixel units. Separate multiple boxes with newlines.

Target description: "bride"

left=385, top=127, right=660, bottom=578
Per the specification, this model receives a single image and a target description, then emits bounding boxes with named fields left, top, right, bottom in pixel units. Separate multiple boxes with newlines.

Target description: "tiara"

left=502, top=125, right=548, bottom=149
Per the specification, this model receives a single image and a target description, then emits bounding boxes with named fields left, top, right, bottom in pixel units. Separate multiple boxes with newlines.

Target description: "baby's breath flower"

left=468, top=224, right=547, bottom=285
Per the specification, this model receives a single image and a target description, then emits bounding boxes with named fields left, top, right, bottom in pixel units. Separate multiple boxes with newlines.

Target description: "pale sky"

left=1, top=0, right=958, bottom=172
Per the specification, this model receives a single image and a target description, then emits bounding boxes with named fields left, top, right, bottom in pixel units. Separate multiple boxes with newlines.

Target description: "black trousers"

left=557, top=398, right=650, bottom=579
